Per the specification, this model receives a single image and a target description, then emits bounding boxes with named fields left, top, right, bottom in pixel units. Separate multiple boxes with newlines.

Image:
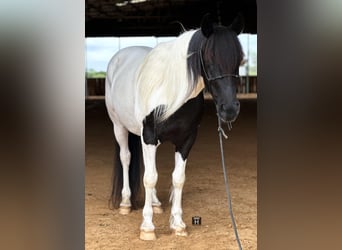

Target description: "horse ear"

left=229, top=13, right=245, bottom=35
left=201, top=14, right=214, bottom=38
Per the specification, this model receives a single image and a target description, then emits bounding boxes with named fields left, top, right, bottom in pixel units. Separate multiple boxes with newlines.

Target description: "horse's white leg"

left=170, top=152, right=188, bottom=236
left=140, top=140, right=158, bottom=240
left=151, top=188, right=163, bottom=214
left=113, top=123, right=131, bottom=215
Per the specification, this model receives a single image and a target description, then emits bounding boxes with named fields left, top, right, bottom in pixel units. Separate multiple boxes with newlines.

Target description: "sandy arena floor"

left=85, top=99, right=257, bottom=249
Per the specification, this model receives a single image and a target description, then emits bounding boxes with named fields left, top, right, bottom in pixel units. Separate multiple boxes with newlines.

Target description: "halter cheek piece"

left=199, top=46, right=240, bottom=82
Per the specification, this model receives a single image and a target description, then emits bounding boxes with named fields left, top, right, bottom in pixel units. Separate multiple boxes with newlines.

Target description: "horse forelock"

left=187, top=27, right=244, bottom=87
left=204, top=27, right=244, bottom=74
left=136, top=30, right=199, bottom=122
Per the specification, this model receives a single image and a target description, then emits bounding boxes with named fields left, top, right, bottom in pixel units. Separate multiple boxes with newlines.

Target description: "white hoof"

left=119, top=206, right=131, bottom=215
left=152, top=205, right=164, bottom=214
left=173, top=227, right=188, bottom=237
left=140, top=230, right=157, bottom=240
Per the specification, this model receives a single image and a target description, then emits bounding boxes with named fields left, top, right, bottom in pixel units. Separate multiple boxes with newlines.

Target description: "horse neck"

left=136, top=30, right=199, bottom=122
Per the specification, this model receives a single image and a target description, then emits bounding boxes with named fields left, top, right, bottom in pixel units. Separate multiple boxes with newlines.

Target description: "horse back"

left=105, top=46, right=152, bottom=135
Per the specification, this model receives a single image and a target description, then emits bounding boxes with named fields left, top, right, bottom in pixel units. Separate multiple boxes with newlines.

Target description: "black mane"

left=187, top=30, right=205, bottom=84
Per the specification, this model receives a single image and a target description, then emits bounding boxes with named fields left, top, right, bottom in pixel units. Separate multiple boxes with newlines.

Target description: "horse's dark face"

left=205, top=70, right=240, bottom=123
left=201, top=26, right=244, bottom=123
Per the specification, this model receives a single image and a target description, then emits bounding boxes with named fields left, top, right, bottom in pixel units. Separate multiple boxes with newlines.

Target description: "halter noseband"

left=199, top=44, right=240, bottom=82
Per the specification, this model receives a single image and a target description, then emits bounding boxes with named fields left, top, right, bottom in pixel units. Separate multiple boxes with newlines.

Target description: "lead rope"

left=217, top=116, right=243, bottom=250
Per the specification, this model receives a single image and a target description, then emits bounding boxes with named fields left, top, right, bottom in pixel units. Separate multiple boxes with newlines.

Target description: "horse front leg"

left=170, top=152, right=188, bottom=236
left=140, top=140, right=159, bottom=240
left=170, top=130, right=198, bottom=237
left=152, top=187, right=163, bottom=214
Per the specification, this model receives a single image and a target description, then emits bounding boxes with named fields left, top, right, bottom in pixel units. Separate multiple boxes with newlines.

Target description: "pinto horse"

left=105, top=15, right=244, bottom=240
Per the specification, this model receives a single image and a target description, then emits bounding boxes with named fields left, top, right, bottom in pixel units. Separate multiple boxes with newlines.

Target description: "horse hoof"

left=173, top=228, right=188, bottom=237
left=119, top=206, right=131, bottom=215
left=140, top=230, right=157, bottom=241
left=152, top=205, right=164, bottom=214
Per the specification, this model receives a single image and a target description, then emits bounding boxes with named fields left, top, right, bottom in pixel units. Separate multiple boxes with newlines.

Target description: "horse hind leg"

left=113, top=123, right=132, bottom=215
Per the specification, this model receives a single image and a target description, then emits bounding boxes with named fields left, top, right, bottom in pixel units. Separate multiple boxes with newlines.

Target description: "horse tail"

left=110, top=132, right=141, bottom=210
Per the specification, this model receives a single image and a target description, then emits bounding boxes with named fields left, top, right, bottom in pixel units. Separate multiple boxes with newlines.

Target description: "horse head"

left=200, top=14, right=244, bottom=123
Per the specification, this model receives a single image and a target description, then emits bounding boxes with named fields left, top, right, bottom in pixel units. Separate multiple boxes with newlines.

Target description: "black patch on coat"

left=142, top=93, right=204, bottom=160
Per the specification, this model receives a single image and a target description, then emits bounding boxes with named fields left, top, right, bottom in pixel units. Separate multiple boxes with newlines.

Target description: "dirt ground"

left=85, top=99, right=257, bottom=250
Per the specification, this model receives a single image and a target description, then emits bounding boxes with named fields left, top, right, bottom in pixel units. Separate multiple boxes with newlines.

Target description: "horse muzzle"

left=217, top=101, right=240, bottom=123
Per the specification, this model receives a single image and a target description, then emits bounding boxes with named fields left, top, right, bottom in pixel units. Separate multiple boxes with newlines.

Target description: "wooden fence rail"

left=86, top=76, right=257, bottom=100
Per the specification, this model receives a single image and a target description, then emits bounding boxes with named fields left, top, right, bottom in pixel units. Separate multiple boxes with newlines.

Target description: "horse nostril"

left=221, top=101, right=240, bottom=111
left=221, top=103, right=229, bottom=111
